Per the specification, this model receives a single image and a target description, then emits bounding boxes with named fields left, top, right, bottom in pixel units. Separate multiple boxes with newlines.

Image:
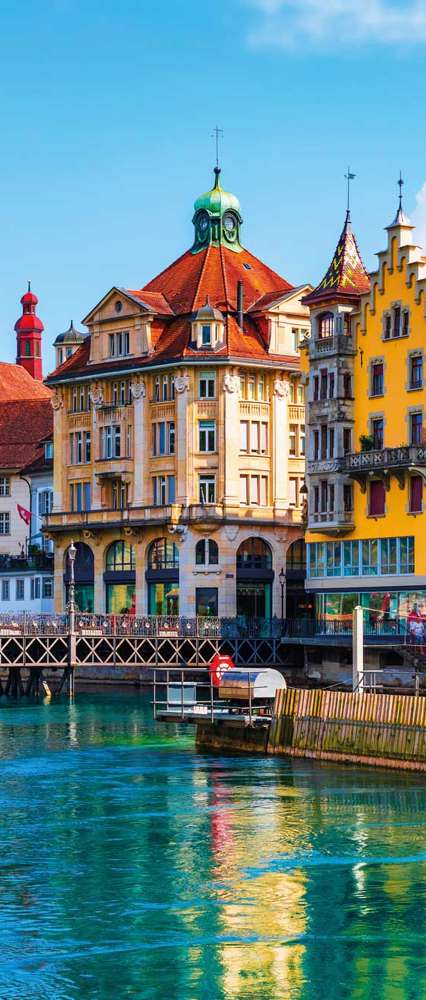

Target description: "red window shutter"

left=410, top=476, right=423, bottom=514
left=369, top=480, right=385, bottom=516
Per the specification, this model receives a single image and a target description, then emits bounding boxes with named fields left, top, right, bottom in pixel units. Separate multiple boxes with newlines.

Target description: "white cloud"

left=246, top=0, right=426, bottom=49
left=412, top=182, right=426, bottom=248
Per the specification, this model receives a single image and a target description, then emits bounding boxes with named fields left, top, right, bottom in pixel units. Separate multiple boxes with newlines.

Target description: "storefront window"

left=148, top=583, right=179, bottom=616
left=106, top=584, right=136, bottom=615
left=148, top=539, right=179, bottom=570
left=196, top=587, right=218, bottom=617
left=380, top=538, right=397, bottom=575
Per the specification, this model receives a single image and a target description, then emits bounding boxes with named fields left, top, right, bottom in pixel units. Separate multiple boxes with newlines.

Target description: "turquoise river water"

left=0, top=689, right=425, bottom=1000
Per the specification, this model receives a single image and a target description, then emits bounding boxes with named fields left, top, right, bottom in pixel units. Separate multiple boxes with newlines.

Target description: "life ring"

left=209, top=654, right=235, bottom=687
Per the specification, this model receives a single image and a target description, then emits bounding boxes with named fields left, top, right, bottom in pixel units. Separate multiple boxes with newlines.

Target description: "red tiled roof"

left=143, top=243, right=292, bottom=314
left=47, top=242, right=300, bottom=381
left=304, top=213, right=370, bottom=304
left=125, top=289, right=174, bottom=315
left=0, top=399, right=53, bottom=471
left=0, top=363, right=51, bottom=401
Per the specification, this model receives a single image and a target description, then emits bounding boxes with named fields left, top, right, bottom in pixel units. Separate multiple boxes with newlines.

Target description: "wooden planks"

left=269, top=687, right=426, bottom=764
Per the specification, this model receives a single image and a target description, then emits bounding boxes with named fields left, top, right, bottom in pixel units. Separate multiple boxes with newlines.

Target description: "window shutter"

left=369, top=480, right=385, bottom=516
left=410, top=476, right=423, bottom=514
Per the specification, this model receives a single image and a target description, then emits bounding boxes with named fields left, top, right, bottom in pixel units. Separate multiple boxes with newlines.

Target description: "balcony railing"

left=310, top=334, right=356, bottom=358
left=344, top=444, right=426, bottom=473
left=308, top=510, right=354, bottom=531
left=0, top=553, right=54, bottom=573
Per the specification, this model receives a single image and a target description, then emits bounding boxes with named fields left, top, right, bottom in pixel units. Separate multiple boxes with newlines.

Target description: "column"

left=130, top=379, right=146, bottom=506
left=90, top=384, right=104, bottom=510
left=272, top=377, right=290, bottom=514
left=93, top=542, right=104, bottom=613
left=51, top=390, right=65, bottom=512
left=222, top=372, right=241, bottom=506
left=175, top=375, right=190, bottom=505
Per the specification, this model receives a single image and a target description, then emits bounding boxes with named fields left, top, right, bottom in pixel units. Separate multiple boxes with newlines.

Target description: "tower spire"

left=344, top=166, right=356, bottom=218
left=211, top=126, right=223, bottom=170
left=14, top=285, right=44, bottom=381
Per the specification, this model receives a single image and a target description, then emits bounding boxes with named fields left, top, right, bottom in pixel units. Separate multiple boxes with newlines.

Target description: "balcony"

left=288, top=404, right=305, bottom=422
left=95, top=457, right=133, bottom=479
left=309, top=334, right=356, bottom=359
left=308, top=458, right=343, bottom=475
left=44, top=505, right=179, bottom=533
left=344, top=445, right=426, bottom=486
left=308, top=510, right=354, bottom=535
left=0, top=552, right=54, bottom=573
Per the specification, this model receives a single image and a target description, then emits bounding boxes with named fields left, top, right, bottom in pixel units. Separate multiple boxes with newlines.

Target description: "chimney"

left=237, top=281, right=244, bottom=330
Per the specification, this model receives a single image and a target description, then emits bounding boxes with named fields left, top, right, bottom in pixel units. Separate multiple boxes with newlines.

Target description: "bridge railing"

left=0, top=612, right=417, bottom=643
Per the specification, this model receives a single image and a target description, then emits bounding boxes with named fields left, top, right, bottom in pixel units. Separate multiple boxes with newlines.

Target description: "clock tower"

left=192, top=168, right=243, bottom=254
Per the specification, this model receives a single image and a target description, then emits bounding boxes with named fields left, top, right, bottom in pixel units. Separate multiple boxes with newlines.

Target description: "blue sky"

left=1, top=0, right=426, bottom=370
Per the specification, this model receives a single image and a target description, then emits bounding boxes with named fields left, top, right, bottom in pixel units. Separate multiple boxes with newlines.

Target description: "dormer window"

left=318, top=312, right=334, bottom=339
left=108, top=331, right=130, bottom=358
left=192, top=300, right=224, bottom=350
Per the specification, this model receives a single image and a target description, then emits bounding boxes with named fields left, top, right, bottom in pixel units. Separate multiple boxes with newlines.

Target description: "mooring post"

left=352, top=605, right=364, bottom=693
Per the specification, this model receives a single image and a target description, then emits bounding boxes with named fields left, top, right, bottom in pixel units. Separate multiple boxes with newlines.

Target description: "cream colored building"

left=45, top=170, right=310, bottom=618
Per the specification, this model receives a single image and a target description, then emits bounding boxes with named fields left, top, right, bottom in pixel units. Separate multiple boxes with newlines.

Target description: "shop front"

left=146, top=539, right=179, bottom=615
left=64, top=542, right=94, bottom=612
left=104, top=541, right=136, bottom=614
left=315, top=589, right=426, bottom=635
left=236, top=538, right=273, bottom=620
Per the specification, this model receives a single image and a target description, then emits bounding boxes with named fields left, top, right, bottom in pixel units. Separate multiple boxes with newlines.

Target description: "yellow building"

left=45, top=170, right=311, bottom=618
left=305, top=188, right=426, bottom=625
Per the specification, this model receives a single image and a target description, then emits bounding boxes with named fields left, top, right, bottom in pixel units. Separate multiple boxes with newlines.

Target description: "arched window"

left=148, top=538, right=179, bottom=570
left=286, top=539, right=306, bottom=572
left=318, top=312, right=334, bottom=339
left=236, top=538, right=272, bottom=571
left=195, top=538, right=219, bottom=566
left=64, top=542, right=94, bottom=613
left=106, top=540, right=135, bottom=571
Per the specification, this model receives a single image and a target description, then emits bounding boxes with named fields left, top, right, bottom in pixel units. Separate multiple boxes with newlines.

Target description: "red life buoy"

left=209, top=654, right=235, bottom=687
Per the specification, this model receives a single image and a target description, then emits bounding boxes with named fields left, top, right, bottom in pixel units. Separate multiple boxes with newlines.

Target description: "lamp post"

left=278, top=567, right=285, bottom=623
left=68, top=540, right=76, bottom=635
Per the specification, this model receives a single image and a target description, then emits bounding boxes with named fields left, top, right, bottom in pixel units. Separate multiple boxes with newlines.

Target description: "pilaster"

left=131, top=380, right=146, bottom=506
left=222, top=371, right=241, bottom=505
left=272, top=377, right=290, bottom=514
left=175, top=375, right=191, bottom=504
left=51, top=390, right=65, bottom=512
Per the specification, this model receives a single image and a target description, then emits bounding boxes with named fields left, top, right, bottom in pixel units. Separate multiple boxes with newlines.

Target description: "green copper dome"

left=194, top=167, right=241, bottom=217
left=192, top=168, right=243, bottom=255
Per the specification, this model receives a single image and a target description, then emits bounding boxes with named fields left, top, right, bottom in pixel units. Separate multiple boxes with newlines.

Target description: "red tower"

left=15, top=283, right=44, bottom=381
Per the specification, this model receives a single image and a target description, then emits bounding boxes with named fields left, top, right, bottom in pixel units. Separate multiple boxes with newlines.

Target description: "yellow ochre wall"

left=308, top=219, right=426, bottom=578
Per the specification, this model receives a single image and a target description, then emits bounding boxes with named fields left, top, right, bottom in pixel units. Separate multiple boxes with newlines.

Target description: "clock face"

left=198, top=212, right=209, bottom=233
left=223, top=213, right=235, bottom=232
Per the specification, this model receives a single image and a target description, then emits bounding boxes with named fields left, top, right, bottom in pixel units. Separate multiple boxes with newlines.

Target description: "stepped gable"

left=304, top=211, right=370, bottom=305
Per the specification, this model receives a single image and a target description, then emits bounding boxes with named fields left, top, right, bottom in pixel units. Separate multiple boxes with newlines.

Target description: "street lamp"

left=68, top=540, right=77, bottom=634
left=278, top=567, right=285, bottom=622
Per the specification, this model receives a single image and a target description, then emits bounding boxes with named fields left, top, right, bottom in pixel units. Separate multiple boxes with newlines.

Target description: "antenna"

left=211, top=126, right=224, bottom=169
left=344, top=166, right=356, bottom=214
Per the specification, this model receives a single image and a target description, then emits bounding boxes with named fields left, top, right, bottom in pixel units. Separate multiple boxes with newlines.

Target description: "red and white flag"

left=17, top=504, right=31, bottom=526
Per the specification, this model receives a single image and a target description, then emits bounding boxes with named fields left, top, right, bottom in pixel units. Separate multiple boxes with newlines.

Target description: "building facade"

left=305, top=192, right=426, bottom=626
left=45, top=169, right=311, bottom=618
left=0, top=336, right=54, bottom=613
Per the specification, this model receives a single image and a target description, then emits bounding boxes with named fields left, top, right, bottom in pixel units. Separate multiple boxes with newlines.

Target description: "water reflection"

left=0, top=692, right=425, bottom=999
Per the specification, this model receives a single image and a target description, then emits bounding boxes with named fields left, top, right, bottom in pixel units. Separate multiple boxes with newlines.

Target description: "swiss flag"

left=17, top=504, right=31, bottom=526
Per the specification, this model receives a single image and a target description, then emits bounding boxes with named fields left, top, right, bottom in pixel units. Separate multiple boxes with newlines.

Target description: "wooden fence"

left=268, top=687, right=426, bottom=770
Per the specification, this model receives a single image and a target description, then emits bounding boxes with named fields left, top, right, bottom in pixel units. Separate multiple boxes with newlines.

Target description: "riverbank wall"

left=197, top=687, right=426, bottom=771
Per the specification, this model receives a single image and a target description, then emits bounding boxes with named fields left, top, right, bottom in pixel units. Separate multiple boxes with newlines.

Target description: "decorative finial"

left=344, top=166, right=356, bottom=215
left=398, top=170, right=404, bottom=211
left=28, top=280, right=31, bottom=292
left=211, top=125, right=224, bottom=170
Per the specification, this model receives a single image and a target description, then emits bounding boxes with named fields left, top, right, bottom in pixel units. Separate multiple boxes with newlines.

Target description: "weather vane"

left=344, top=166, right=356, bottom=213
left=398, top=170, right=404, bottom=211
left=211, top=126, right=224, bottom=170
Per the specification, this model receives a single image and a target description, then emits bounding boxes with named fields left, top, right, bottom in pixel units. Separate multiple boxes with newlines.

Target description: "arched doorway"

left=146, top=539, right=179, bottom=615
left=236, top=538, right=273, bottom=620
left=285, top=539, right=312, bottom=619
left=104, top=541, right=136, bottom=614
left=64, top=542, right=94, bottom=612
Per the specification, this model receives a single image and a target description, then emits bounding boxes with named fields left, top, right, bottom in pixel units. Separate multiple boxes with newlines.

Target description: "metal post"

left=248, top=667, right=252, bottom=724
left=352, top=605, right=364, bottom=693
left=68, top=540, right=77, bottom=700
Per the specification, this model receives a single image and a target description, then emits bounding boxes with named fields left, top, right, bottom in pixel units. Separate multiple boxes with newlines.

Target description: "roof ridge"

left=219, top=242, right=231, bottom=310
left=192, top=245, right=215, bottom=311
